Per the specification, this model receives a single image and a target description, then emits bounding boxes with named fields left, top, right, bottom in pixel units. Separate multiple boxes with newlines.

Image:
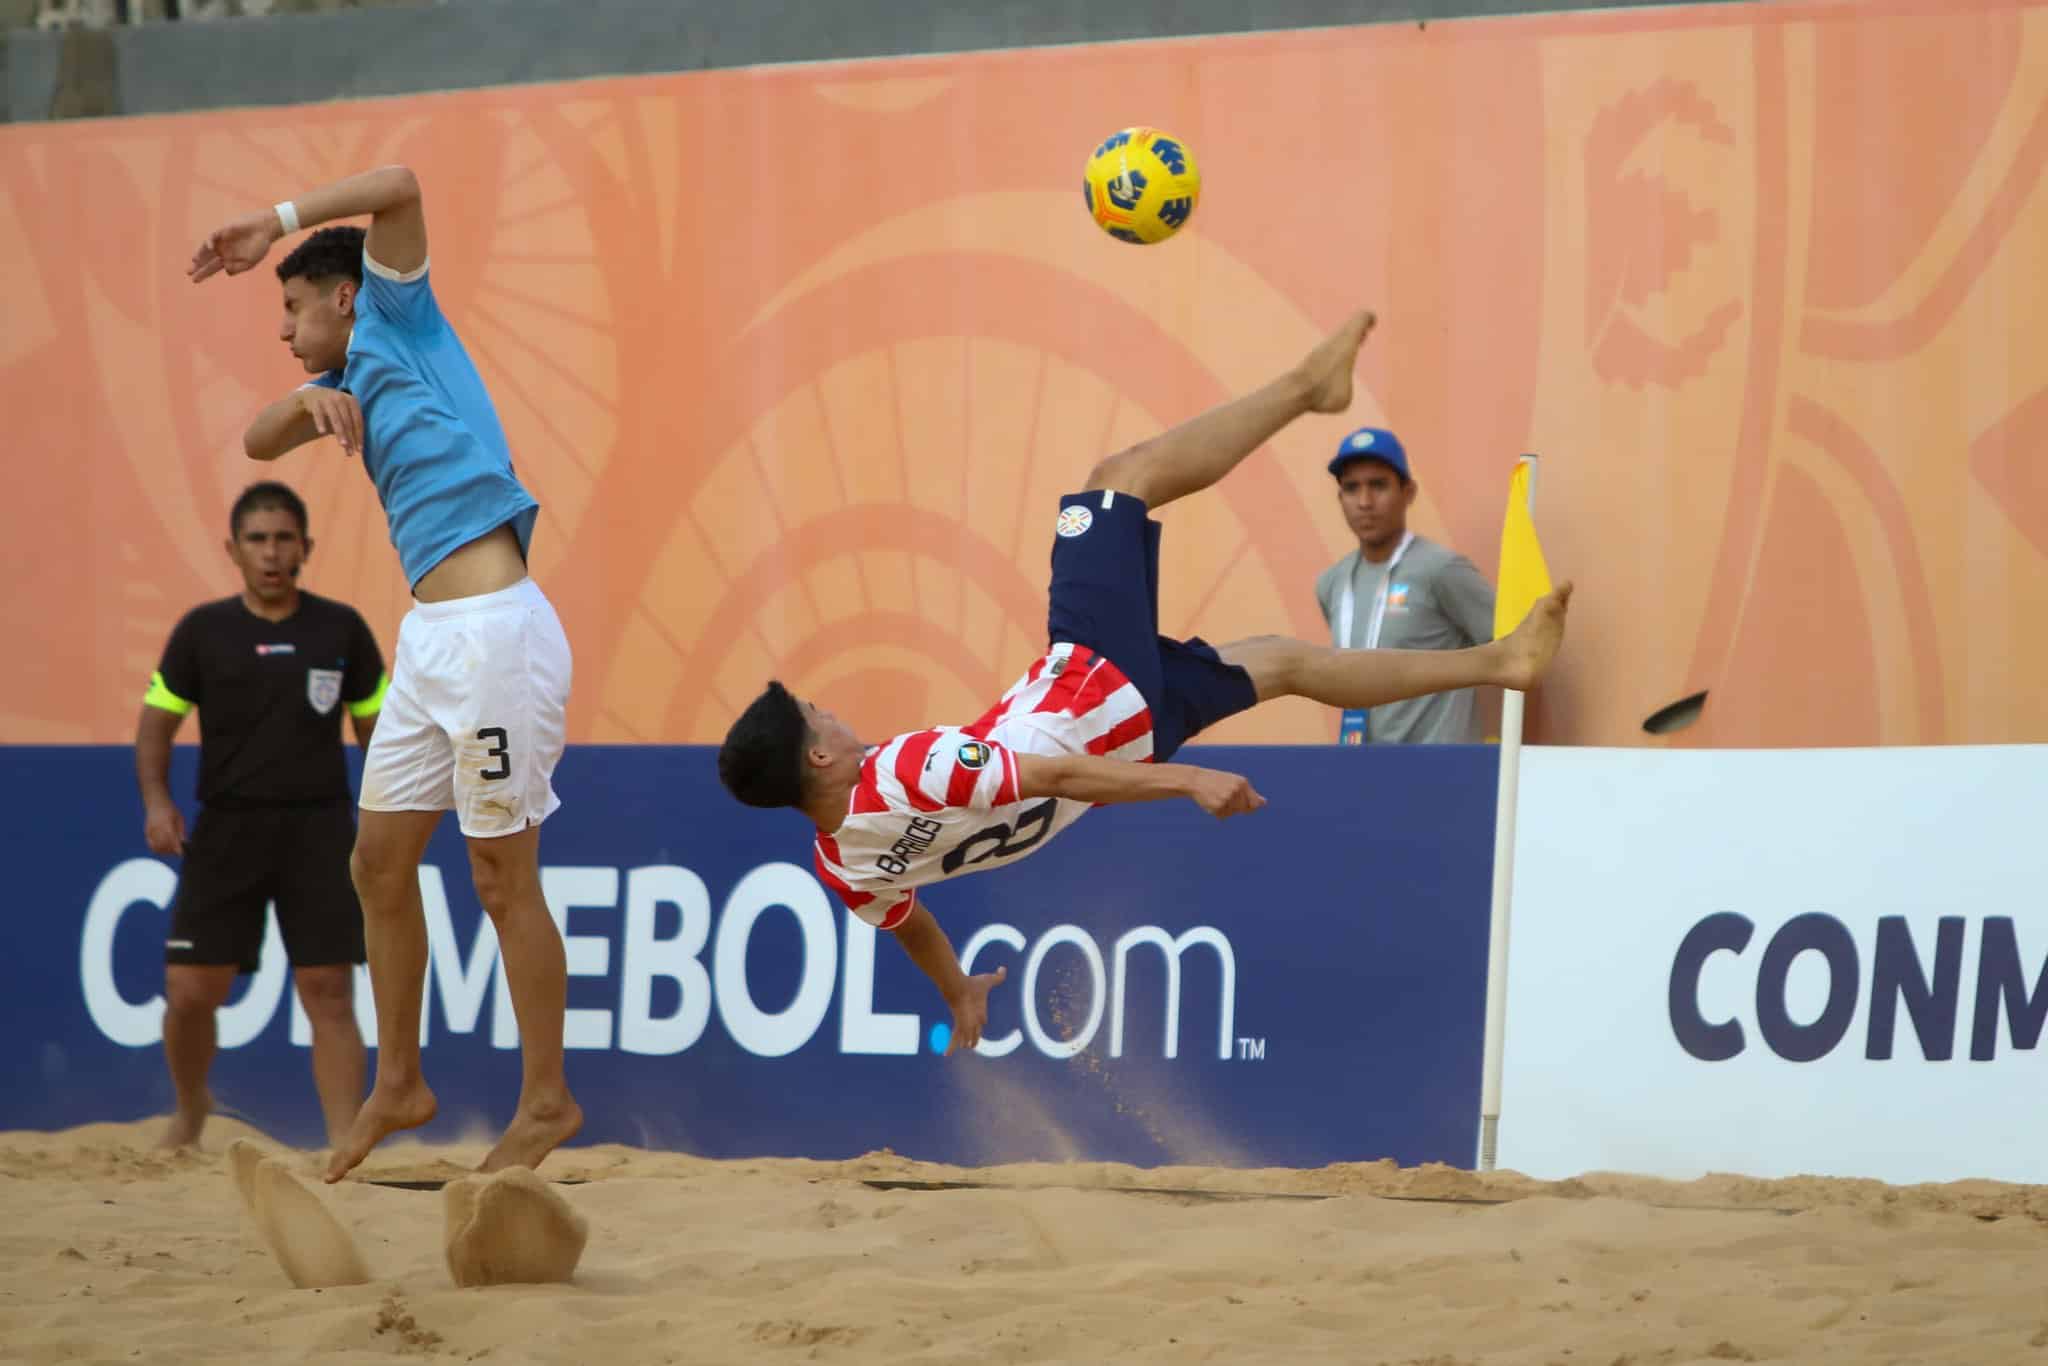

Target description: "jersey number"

left=477, top=727, right=511, bottom=781
left=941, top=799, right=1056, bottom=874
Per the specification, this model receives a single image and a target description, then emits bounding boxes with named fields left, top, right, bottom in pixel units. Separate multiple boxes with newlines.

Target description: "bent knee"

left=1217, top=634, right=1306, bottom=699
left=351, top=812, right=439, bottom=901
left=1081, top=445, right=1155, bottom=501
left=466, top=842, right=541, bottom=918
left=163, top=969, right=235, bottom=1015
left=349, top=844, right=400, bottom=899
left=294, top=967, right=356, bottom=1017
left=467, top=858, right=509, bottom=914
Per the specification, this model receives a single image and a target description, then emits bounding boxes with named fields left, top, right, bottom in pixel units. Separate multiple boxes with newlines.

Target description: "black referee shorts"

left=165, top=804, right=366, bottom=974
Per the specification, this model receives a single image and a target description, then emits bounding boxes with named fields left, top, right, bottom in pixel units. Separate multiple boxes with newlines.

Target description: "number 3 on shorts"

left=476, top=726, right=511, bottom=781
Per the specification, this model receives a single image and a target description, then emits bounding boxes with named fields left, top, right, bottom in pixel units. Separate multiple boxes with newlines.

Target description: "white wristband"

left=274, top=201, right=300, bottom=236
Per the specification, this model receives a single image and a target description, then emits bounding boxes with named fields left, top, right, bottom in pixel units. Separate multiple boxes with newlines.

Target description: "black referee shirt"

left=145, top=593, right=386, bottom=808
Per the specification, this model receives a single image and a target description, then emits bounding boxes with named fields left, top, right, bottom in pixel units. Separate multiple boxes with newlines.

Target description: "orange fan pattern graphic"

left=2, top=0, right=2044, bottom=751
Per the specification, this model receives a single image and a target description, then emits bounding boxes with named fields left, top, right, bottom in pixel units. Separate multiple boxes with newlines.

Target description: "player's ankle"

left=1279, top=363, right=1318, bottom=410
left=368, top=1068, right=427, bottom=1094
left=514, top=1088, right=578, bottom=1120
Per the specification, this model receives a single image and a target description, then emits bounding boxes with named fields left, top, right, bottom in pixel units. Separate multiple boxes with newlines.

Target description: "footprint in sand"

left=226, top=1139, right=371, bottom=1289
left=442, top=1167, right=590, bottom=1288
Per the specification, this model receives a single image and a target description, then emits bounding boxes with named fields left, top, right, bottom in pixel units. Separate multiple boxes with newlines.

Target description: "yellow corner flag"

left=1493, top=457, right=1553, bottom=640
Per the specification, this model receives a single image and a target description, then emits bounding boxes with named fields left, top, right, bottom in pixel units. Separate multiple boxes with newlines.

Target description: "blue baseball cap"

left=1327, top=427, right=1411, bottom=482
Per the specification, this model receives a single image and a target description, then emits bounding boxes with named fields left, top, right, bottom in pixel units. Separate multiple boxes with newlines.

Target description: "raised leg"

left=1221, top=584, right=1573, bottom=706
left=1082, top=310, right=1376, bottom=511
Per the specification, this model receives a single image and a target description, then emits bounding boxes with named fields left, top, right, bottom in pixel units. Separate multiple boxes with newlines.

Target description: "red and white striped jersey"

left=813, top=642, right=1153, bottom=929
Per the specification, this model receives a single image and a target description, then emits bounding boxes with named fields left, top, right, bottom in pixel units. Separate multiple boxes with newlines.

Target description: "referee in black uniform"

left=136, top=481, right=388, bottom=1151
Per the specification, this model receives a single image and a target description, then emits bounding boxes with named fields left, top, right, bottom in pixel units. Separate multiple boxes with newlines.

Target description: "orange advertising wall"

left=2, top=0, right=2042, bottom=750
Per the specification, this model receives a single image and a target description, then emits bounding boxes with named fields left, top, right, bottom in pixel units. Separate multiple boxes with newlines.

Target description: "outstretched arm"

left=891, top=902, right=1006, bottom=1055
left=188, top=165, right=427, bottom=284
left=1013, top=752, right=1265, bottom=818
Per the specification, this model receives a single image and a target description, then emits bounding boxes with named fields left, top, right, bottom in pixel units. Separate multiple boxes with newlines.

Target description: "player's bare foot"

left=1496, top=582, right=1573, bottom=691
left=1297, top=309, right=1378, bottom=414
left=323, top=1077, right=436, bottom=1183
left=156, top=1095, right=212, bottom=1150
left=479, top=1093, right=582, bottom=1175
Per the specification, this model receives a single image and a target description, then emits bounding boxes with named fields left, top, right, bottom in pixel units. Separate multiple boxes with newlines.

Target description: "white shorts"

left=359, top=578, right=572, bottom=839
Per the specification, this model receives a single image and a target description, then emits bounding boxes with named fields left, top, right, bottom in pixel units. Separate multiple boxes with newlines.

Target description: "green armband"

left=347, top=672, right=390, bottom=718
left=142, top=670, right=193, bottom=716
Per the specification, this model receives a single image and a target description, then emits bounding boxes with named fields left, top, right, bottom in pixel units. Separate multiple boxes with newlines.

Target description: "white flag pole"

left=1478, top=455, right=1537, bottom=1172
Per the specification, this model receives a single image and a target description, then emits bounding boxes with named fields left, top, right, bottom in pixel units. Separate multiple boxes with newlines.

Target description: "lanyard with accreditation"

left=1332, top=530, right=1414, bottom=745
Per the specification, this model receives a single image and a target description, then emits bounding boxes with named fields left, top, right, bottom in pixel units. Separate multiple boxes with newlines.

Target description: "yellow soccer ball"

left=1081, top=127, right=1201, bottom=244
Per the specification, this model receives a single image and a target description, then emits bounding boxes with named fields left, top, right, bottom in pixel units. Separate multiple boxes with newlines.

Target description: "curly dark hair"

left=276, top=225, right=365, bottom=286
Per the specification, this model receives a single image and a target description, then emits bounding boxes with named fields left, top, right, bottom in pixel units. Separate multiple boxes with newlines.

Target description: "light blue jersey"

left=311, top=249, right=538, bottom=589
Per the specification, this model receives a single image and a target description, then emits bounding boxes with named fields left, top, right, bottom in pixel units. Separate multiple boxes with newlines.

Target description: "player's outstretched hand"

left=1185, top=767, right=1266, bottom=819
left=297, top=386, right=365, bottom=458
left=143, top=798, right=185, bottom=857
left=189, top=210, right=282, bottom=283
left=943, top=965, right=1006, bottom=1056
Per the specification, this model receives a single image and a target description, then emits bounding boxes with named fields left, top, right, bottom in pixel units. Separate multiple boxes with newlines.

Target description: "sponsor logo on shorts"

left=956, top=741, right=992, bottom=770
left=1055, top=506, right=1093, bottom=538
left=307, top=668, right=343, bottom=715
left=165, top=938, right=194, bottom=950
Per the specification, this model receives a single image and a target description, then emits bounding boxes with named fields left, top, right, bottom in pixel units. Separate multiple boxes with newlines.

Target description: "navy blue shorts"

left=1045, top=489, right=1258, bottom=762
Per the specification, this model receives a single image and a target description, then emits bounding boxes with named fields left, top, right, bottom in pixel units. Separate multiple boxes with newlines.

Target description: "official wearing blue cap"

left=1326, top=426, right=1412, bottom=482
left=1315, top=427, right=1497, bottom=745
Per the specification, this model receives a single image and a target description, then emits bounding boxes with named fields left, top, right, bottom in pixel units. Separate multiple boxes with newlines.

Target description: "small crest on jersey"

left=1055, top=505, right=1093, bottom=538
left=255, top=642, right=296, bottom=656
left=956, top=741, right=992, bottom=770
left=307, top=668, right=343, bottom=715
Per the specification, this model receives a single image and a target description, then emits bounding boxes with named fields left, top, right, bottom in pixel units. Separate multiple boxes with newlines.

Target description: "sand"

left=3, top=1119, right=2045, bottom=1365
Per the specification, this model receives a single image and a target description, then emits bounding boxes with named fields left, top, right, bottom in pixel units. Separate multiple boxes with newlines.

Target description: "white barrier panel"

left=1499, top=745, right=2048, bottom=1185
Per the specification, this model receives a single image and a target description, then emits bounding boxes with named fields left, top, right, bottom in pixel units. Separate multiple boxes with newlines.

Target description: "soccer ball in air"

left=1081, top=127, right=1201, bottom=244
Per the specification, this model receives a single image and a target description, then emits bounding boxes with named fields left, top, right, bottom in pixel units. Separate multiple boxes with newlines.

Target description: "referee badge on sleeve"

left=307, top=668, right=343, bottom=715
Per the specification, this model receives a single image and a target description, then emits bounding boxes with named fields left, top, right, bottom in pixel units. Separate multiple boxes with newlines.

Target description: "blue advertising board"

left=3, top=744, right=1498, bottom=1169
